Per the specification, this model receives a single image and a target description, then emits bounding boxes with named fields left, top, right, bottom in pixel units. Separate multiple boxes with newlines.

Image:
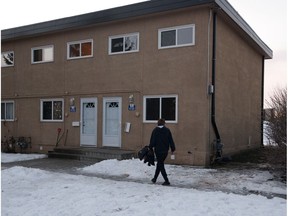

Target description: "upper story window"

left=158, top=24, right=195, bottom=49
left=109, top=33, right=139, bottom=54
left=40, top=99, right=64, bottom=122
left=143, top=95, right=178, bottom=123
left=31, top=45, right=54, bottom=64
left=1, top=101, right=14, bottom=121
left=1, top=51, right=14, bottom=67
left=67, top=39, right=93, bottom=59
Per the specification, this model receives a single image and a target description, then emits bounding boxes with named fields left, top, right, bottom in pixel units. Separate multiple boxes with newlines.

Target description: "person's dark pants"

left=154, top=152, right=169, bottom=182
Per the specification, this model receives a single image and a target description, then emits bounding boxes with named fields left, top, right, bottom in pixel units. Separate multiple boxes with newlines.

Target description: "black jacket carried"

left=138, top=146, right=155, bottom=166
left=149, top=126, right=176, bottom=154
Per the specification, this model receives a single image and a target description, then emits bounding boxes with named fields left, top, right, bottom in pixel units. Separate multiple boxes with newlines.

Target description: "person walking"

left=149, top=118, right=176, bottom=186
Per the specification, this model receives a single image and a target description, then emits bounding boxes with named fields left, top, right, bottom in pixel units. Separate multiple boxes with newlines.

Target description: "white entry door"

left=80, top=98, right=97, bottom=146
left=103, top=97, right=122, bottom=147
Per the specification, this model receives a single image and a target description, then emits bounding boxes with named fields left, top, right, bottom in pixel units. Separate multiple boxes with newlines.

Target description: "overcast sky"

left=1, top=0, right=286, bottom=101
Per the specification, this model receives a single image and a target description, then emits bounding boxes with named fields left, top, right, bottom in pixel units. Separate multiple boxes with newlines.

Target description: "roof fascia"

left=1, top=0, right=213, bottom=41
left=1, top=0, right=272, bottom=59
left=215, top=0, right=272, bottom=59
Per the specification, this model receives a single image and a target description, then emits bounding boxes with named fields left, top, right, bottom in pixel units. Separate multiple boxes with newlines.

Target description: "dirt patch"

left=212, top=147, right=287, bottom=183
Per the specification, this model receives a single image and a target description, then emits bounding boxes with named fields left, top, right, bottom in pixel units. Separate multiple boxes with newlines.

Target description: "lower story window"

left=144, top=95, right=178, bottom=123
left=41, top=99, right=64, bottom=122
left=1, top=101, right=14, bottom=121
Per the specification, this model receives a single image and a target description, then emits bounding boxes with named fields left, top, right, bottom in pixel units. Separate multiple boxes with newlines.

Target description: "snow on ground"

left=80, top=159, right=286, bottom=196
left=1, top=155, right=287, bottom=216
left=1, top=153, right=47, bottom=163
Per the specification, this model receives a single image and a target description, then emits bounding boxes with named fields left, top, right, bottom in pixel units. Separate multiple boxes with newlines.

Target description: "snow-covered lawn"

left=1, top=154, right=287, bottom=216
left=1, top=153, right=47, bottom=163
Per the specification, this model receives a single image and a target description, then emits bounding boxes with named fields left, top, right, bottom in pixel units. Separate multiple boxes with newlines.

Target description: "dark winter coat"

left=149, top=126, right=176, bottom=154
left=138, top=146, right=155, bottom=166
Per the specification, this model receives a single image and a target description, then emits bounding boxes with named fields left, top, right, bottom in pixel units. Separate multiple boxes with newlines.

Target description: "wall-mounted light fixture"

left=129, top=94, right=134, bottom=103
left=70, top=98, right=75, bottom=106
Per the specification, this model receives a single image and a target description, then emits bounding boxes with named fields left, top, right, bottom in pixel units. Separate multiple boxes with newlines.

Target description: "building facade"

left=1, top=0, right=272, bottom=166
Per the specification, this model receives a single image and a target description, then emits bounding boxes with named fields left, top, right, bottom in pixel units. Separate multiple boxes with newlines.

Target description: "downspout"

left=211, top=11, right=223, bottom=161
left=261, top=56, right=265, bottom=146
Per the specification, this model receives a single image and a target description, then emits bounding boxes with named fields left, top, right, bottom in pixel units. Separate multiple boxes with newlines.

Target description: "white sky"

left=0, top=0, right=287, bottom=101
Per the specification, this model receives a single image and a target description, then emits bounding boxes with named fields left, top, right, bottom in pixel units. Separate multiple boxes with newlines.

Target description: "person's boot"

left=151, top=178, right=156, bottom=183
left=162, top=181, right=170, bottom=186
left=162, top=172, right=170, bottom=186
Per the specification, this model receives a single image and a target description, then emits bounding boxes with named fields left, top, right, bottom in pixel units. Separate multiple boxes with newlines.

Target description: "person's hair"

left=158, top=118, right=166, bottom=126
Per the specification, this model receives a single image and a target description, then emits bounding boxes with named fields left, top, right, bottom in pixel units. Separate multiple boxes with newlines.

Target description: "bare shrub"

left=264, top=87, right=287, bottom=170
left=264, top=88, right=287, bottom=148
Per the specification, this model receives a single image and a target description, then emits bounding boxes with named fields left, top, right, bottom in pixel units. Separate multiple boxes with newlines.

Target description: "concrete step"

left=48, top=147, right=136, bottom=161
left=48, top=152, right=82, bottom=160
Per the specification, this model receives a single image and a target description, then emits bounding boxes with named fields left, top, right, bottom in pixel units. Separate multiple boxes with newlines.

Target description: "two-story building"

left=1, top=0, right=272, bottom=166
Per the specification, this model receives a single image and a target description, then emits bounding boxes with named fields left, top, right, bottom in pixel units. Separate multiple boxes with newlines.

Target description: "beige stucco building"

left=1, top=0, right=272, bottom=166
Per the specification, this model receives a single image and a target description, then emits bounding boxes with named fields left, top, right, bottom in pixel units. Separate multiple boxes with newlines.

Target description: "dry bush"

left=264, top=87, right=287, bottom=171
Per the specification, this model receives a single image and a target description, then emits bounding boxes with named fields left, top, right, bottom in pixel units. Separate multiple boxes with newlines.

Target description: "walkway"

left=2, top=157, right=286, bottom=200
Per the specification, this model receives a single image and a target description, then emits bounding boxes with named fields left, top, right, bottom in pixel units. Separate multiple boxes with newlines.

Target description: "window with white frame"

left=143, top=95, right=178, bottom=123
left=1, top=101, right=14, bottom=121
left=40, top=99, right=64, bottom=122
left=109, top=33, right=139, bottom=54
left=67, top=39, right=93, bottom=59
left=158, top=24, right=195, bottom=49
left=1, top=51, right=14, bottom=67
left=32, top=45, right=54, bottom=64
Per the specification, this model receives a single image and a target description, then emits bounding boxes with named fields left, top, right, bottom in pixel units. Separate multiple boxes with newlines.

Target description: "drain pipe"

left=211, top=11, right=223, bottom=162
left=260, top=56, right=265, bottom=146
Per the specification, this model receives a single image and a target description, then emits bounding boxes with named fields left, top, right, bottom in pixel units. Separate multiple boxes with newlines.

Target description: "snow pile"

left=1, top=153, right=47, bottom=163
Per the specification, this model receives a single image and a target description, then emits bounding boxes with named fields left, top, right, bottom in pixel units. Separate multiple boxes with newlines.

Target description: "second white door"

left=103, top=97, right=121, bottom=147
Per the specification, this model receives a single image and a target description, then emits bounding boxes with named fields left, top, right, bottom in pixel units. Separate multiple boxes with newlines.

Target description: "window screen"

left=146, top=98, right=160, bottom=121
left=161, top=30, right=176, bottom=47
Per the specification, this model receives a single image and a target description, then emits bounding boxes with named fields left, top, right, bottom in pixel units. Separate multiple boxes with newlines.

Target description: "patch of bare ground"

left=212, top=146, right=287, bottom=183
